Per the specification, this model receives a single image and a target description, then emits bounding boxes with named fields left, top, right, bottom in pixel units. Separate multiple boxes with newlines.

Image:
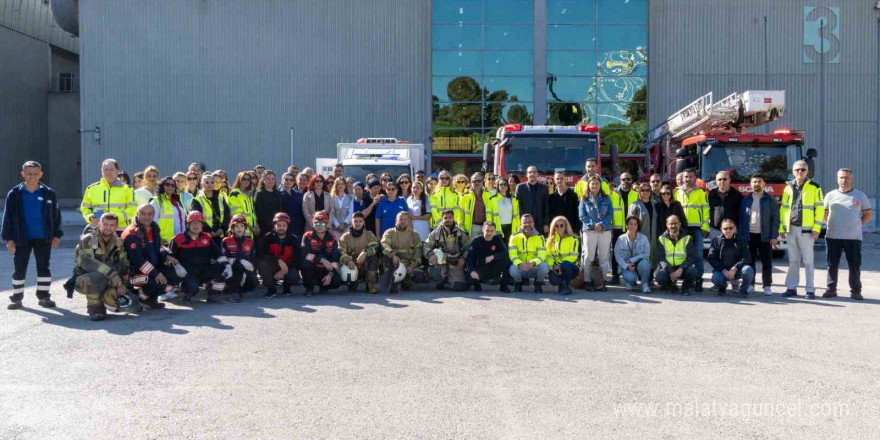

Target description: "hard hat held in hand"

left=432, top=248, right=446, bottom=265
left=393, top=262, right=407, bottom=283
left=340, top=264, right=358, bottom=283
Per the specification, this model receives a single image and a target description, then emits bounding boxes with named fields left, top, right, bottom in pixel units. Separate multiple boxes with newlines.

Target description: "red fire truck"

left=482, top=123, right=612, bottom=185
left=643, top=90, right=817, bottom=198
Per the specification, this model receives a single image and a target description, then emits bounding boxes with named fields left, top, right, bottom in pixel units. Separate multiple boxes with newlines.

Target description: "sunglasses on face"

left=717, top=178, right=729, bottom=181
left=314, top=180, right=324, bottom=184
left=472, top=179, right=483, bottom=183
left=241, top=178, right=251, bottom=182
left=621, top=178, right=632, bottom=182
left=164, top=182, right=177, bottom=187
left=457, top=181, right=467, bottom=184
left=640, top=188, right=651, bottom=192
left=315, top=222, right=327, bottom=227
left=400, top=181, right=411, bottom=184
left=554, top=224, right=565, bottom=229
left=440, top=177, right=450, bottom=181
left=794, top=168, right=807, bottom=172
left=661, top=192, right=671, bottom=196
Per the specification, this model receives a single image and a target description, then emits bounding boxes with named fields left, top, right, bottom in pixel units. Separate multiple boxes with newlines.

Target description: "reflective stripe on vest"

left=659, top=234, right=691, bottom=266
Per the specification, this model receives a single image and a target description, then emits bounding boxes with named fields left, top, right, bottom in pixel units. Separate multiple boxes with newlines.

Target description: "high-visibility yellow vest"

left=80, top=178, right=137, bottom=230
left=779, top=179, right=824, bottom=233
left=675, top=187, right=709, bottom=232
left=546, top=234, right=579, bottom=266
left=659, top=234, right=691, bottom=266
left=459, top=190, right=495, bottom=232
left=574, top=175, right=611, bottom=199
left=610, top=188, right=639, bottom=229
left=429, top=186, right=460, bottom=227
left=489, top=194, right=520, bottom=237
left=508, top=232, right=547, bottom=266
left=153, top=194, right=186, bottom=245
left=227, top=190, right=255, bottom=228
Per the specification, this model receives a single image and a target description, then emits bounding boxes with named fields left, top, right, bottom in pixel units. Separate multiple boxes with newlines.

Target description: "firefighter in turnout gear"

left=424, top=209, right=469, bottom=291
left=380, top=211, right=423, bottom=292
left=72, top=213, right=139, bottom=321
left=121, top=204, right=179, bottom=309
left=258, top=211, right=302, bottom=297
left=219, top=214, right=258, bottom=302
left=338, top=212, right=380, bottom=294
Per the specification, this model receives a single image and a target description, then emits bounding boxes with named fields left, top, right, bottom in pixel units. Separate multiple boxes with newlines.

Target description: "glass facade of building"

left=432, top=0, right=647, bottom=173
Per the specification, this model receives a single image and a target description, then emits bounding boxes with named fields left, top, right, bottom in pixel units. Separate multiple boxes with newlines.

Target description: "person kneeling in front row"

left=466, top=222, right=511, bottom=292
left=258, top=212, right=302, bottom=297
left=338, top=212, right=381, bottom=294
left=655, top=215, right=699, bottom=295
left=707, top=219, right=754, bottom=298
left=301, top=211, right=342, bottom=296
left=545, top=216, right=579, bottom=295
left=614, top=215, right=652, bottom=294
left=425, top=209, right=470, bottom=291
left=508, top=214, right=550, bottom=293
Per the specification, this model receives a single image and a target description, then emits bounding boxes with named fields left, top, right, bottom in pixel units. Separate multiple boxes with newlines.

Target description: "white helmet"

left=393, top=262, right=407, bottom=283
left=432, top=248, right=446, bottom=265
left=340, top=265, right=359, bottom=283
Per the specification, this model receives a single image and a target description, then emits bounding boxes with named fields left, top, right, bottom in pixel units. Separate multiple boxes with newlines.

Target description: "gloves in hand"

left=240, top=260, right=254, bottom=272
left=222, top=264, right=233, bottom=280
left=174, top=264, right=187, bottom=278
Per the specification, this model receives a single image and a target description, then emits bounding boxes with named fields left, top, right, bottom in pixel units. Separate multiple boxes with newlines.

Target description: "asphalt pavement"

left=1, top=235, right=879, bottom=439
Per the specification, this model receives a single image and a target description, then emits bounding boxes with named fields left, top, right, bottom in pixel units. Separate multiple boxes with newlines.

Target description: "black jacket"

left=254, top=189, right=284, bottom=235
left=280, top=188, right=306, bottom=237
left=548, top=188, right=581, bottom=232
left=655, top=200, right=687, bottom=235
left=121, top=221, right=167, bottom=279
left=708, top=188, right=743, bottom=230
left=466, top=234, right=509, bottom=273
left=1, top=183, right=63, bottom=246
left=708, top=234, right=751, bottom=272
left=514, top=182, right=550, bottom=231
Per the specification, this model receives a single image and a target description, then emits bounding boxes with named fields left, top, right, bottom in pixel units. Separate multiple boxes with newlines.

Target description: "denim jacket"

left=578, top=194, right=612, bottom=232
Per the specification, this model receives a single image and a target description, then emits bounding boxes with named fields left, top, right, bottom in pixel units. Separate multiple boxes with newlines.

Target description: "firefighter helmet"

left=230, top=214, right=248, bottom=226
left=186, top=211, right=205, bottom=224
left=313, top=210, right=329, bottom=224
left=273, top=212, right=291, bottom=225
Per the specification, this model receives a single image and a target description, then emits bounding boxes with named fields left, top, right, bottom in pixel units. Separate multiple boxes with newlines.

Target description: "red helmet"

left=186, top=211, right=205, bottom=224
left=230, top=214, right=248, bottom=226
left=312, top=210, right=329, bottom=224
left=273, top=212, right=291, bottom=225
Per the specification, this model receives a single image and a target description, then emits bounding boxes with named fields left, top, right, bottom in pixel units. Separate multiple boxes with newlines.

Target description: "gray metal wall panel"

left=79, top=0, right=431, bottom=186
left=649, top=0, right=880, bottom=196
left=46, top=93, right=82, bottom=198
left=0, top=25, right=49, bottom=192
left=0, top=0, right=78, bottom=53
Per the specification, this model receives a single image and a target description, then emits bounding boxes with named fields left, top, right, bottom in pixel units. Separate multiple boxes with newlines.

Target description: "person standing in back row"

left=515, top=166, right=550, bottom=235
left=2, top=161, right=62, bottom=310
left=675, top=170, right=709, bottom=292
left=823, top=168, right=872, bottom=300
left=779, top=160, right=824, bottom=299
left=708, top=170, right=742, bottom=232
left=738, top=174, right=779, bottom=296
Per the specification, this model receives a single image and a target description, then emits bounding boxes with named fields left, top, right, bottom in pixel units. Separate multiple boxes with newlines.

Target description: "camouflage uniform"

left=424, top=223, right=469, bottom=289
left=73, top=229, right=131, bottom=315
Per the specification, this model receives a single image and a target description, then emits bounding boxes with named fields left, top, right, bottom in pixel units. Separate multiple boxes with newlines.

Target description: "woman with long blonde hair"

left=545, top=216, right=579, bottom=295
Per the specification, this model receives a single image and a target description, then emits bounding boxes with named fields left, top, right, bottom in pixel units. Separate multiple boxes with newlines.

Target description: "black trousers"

left=139, top=265, right=181, bottom=297
left=610, top=229, right=623, bottom=280
left=826, top=238, right=861, bottom=294
left=472, top=257, right=512, bottom=287
left=302, top=260, right=342, bottom=290
left=749, top=233, right=773, bottom=288
left=11, top=239, right=52, bottom=301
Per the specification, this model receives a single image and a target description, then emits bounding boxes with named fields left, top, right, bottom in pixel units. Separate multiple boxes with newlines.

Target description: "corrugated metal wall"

left=78, top=0, right=431, bottom=186
left=648, top=0, right=879, bottom=198
left=0, top=0, right=78, bottom=52
left=0, top=25, right=49, bottom=192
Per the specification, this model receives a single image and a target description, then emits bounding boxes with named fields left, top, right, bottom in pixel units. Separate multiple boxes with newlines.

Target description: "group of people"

left=1, top=156, right=872, bottom=321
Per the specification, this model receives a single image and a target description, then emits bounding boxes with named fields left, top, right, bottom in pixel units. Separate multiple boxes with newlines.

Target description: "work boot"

left=347, top=283, right=357, bottom=293
left=435, top=282, right=447, bottom=290
left=206, top=294, right=224, bottom=304
left=534, top=282, right=543, bottom=294
left=282, top=284, right=292, bottom=296
left=472, top=282, right=482, bottom=292
left=89, top=313, right=106, bottom=321
left=38, top=298, right=56, bottom=308
left=822, top=290, right=837, bottom=298
left=513, top=283, right=523, bottom=293
left=264, top=288, right=277, bottom=298
left=851, top=292, right=864, bottom=301
left=8, top=300, right=22, bottom=310
left=227, top=292, right=242, bottom=303
left=682, top=287, right=691, bottom=296
left=304, top=287, right=314, bottom=297
left=367, top=283, right=378, bottom=294
left=319, top=286, right=329, bottom=294
left=717, top=286, right=726, bottom=296
left=694, top=284, right=704, bottom=293
left=500, top=283, right=511, bottom=293
left=668, top=284, right=680, bottom=294
left=141, top=296, right=166, bottom=309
